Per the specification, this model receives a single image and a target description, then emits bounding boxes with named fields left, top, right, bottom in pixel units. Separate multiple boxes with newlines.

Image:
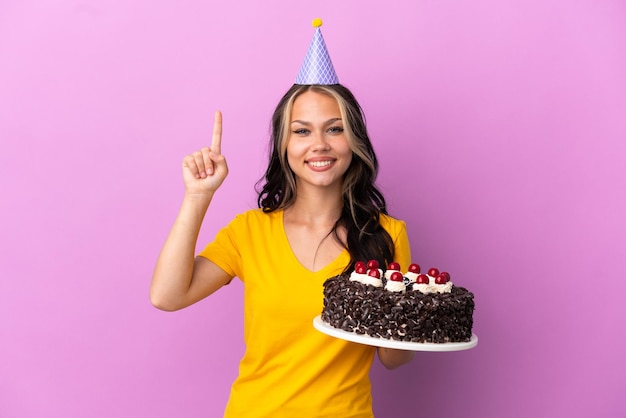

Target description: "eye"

left=293, top=128, right=310, bottom=135
left=327, top=126, right=344, bottom=134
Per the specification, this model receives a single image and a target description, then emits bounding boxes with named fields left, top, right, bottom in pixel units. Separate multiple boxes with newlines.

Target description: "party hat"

left=295, top=18, right=339, bottom=85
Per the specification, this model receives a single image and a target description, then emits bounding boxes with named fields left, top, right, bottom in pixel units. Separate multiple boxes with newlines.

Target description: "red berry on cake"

left=390, top=272, right=404, bottom=282
left=440, top=271, right=451, bottom=281
left=416, top=274, right=429, bottom=284
left=435, top=274, right=448, bottom=284
left=355, top=264, right=367, bottom=274
left=428, top=267, right=440, bottom=277
left=367, top=269, right=381, bottom=279
left=367, top=259, right=379, bottom=270
left=408, top=263, right=421, bottom=274
left=388, top=262, right=401, bottom=271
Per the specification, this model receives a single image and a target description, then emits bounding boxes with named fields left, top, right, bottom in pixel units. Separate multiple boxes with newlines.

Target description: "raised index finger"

left=211, top=110, right=222, bottom=155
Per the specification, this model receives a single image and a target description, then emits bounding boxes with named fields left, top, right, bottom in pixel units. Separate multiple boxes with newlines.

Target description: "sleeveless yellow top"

left=199, top=209, right=411, bottom=417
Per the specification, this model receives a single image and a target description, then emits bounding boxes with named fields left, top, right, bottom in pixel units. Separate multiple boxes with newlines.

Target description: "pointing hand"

left=182, top=111, right=229, bottom=195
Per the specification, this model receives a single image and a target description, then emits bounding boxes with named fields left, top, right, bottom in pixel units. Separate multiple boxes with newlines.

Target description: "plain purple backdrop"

left=1, top=1, right=625, bottom=417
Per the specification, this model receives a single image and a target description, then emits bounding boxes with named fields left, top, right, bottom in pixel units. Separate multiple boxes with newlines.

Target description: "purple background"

left=1, top=1, right=625, bottom=417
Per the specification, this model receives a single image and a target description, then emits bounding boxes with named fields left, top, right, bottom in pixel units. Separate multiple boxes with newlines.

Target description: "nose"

left=310, top=132, right=330, bottom=151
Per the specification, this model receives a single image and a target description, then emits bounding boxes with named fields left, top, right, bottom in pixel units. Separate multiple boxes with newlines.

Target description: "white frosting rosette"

left=384, top=271, right=406, bottom=293
left=385, top=279, right=406, bottom=293
left=403, top=264, right=422, bottom=284
left=412, top=274, right=453, bottom=294
left=383, top=269, right=401, bottom=281
left=362, top=274, right=383, bottom=287
left=349, top=270, right=383, bottom=287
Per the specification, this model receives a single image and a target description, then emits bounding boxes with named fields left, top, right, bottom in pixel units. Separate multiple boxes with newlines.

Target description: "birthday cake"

left=321, top=260, right=475, bottom=343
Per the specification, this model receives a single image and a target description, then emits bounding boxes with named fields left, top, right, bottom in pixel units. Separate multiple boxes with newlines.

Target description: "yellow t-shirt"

left=199, top=209, right=411, bottom=418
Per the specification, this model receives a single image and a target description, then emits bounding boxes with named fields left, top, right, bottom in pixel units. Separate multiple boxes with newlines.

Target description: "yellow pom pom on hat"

left=295, top=18, right=339, bottom=85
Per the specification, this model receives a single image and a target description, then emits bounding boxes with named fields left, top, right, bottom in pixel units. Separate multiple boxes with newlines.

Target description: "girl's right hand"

left=181, top=111, right=229, bottom=196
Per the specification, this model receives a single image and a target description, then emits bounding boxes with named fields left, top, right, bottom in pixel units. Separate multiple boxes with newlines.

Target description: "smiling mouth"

left=307, top=160, right=333, bottom=168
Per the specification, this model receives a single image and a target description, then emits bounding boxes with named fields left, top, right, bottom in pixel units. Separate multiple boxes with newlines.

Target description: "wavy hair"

left=256, top=84, right=394, bottom=272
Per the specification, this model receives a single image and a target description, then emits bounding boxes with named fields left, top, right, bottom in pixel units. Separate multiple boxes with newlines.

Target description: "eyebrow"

left=290, top=118, right=343, bottom=126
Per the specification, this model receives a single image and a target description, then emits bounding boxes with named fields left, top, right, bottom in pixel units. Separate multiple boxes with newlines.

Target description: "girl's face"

left=286, top=91, right=353, bottom=190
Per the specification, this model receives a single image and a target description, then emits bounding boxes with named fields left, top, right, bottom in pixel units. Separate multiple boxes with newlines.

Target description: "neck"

left=285, top=184, right=343, bottom=225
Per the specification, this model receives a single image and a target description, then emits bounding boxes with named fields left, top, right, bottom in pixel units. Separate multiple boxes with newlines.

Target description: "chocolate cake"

left=321, top=261, right=475, bottom=343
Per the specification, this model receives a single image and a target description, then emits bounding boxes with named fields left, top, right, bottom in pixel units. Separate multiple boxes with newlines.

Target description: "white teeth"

left=309, top=160, right=332, bottom=168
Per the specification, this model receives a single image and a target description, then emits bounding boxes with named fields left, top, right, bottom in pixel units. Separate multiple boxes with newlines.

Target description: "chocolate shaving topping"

left=321, top=275, right=475, bottom=343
